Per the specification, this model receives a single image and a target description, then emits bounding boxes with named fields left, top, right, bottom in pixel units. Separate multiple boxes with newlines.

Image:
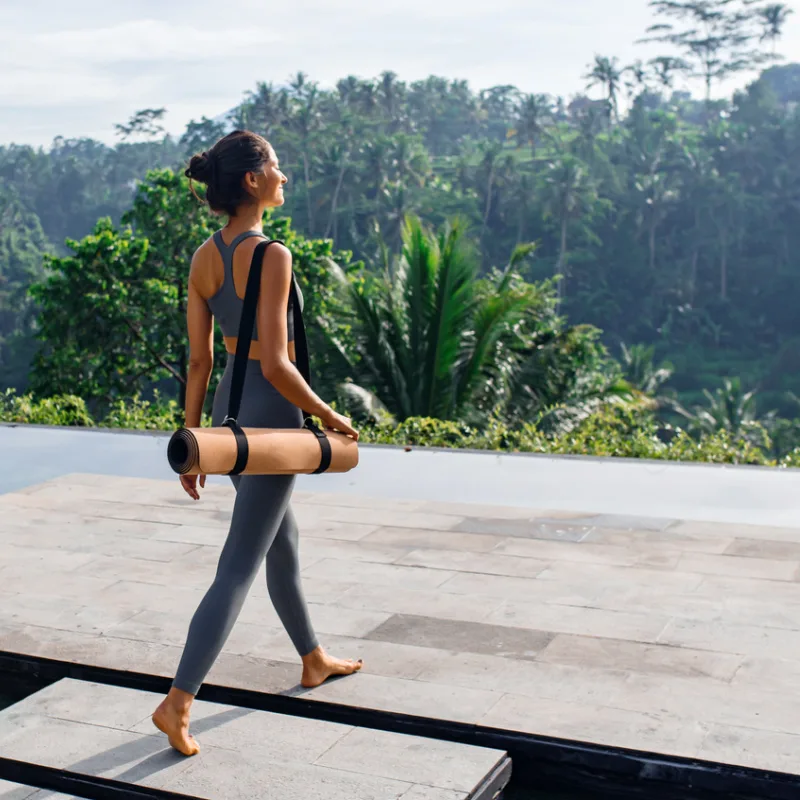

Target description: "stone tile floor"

left=1, top=473, right=799, bottom=776
left=0, top=679, right=506, bottom=799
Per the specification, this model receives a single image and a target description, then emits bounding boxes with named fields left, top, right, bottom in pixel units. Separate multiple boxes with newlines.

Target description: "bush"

left=0, top=390, right=791, bottom=468
left=0, top=388, right=94, bottom=427
left=101, top=391, right=191, bottom=431
left=781, top=448, right=800, bottom=468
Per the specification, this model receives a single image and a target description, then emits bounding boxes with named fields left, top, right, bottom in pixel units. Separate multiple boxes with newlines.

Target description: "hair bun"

left=186, top=152, right=215, bottom=184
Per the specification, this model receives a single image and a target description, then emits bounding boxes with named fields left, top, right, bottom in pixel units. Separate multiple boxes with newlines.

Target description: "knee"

left=267, top=542, right=301, bottom=579
left=214, top=559, right=261, bottom=590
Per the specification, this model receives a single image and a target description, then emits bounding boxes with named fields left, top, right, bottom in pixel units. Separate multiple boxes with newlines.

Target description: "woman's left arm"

left=185, top=255, right=214, bottom=429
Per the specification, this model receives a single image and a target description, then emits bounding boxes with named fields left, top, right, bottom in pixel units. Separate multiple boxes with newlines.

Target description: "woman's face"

left=259, top=148, right=288, bottom=208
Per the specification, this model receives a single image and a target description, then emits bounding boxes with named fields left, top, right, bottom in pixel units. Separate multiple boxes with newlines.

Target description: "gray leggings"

left=172, top=355, right=319, bottom=696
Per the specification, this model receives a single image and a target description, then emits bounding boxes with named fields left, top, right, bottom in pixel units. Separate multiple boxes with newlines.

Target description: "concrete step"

left=0, top=679, right=511, bottom=800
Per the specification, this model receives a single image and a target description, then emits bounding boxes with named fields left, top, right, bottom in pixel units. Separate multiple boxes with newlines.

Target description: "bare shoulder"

left=261, top=240, right=292, bottom=278
left=188, top=237, right=217, bottom=293
left=264, top=240, right=292, bottom=263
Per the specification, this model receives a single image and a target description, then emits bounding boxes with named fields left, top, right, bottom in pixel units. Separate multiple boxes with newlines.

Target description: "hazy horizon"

left=2, top=0, right=799, bottom=148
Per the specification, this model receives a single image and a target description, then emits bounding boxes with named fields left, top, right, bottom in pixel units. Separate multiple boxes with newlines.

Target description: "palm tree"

left=286, top=76, right=321, bottom=235
left=584, top=55, right=623, bottom=123
left=336, top=76, right=363, bottom=111
left=243, top=82, right=287, bottom=138
left=758, top=4, right=794, bottom=54
left=707, top=171, right=747, bottom=300
left=378, top=71, right=405, bottom=130
left=507, top=324, right=639, bottom=432
left=538, top=155, right=599, bottom=301
left=515, top=94, right=551, bottom=157
left=620, top=343, right=673, bottom=394
left=477, top=139, right=504, bottom=237
left=648, top=56, right=690, bottom=91
left=322, top=216, right=539, bottom=421
left=672, top=377, right=776, bottom=446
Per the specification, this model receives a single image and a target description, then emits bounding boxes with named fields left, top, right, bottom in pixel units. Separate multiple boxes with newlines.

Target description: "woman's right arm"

left=257, top=242, right=358, bottom=439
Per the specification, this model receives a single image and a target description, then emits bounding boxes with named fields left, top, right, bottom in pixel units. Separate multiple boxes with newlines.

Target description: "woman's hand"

left=320, top=409, right=359, bottom=441
left=180, top=473, right=206, bottom=501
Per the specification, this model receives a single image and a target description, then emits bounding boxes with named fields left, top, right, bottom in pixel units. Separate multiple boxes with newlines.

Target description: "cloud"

left=1, top=0, right=798, bottom=146
left=0, top=19, right=280, bottom=70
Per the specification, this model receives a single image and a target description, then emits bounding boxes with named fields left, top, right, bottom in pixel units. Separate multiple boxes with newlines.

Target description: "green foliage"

left=1, top=391, right=779, bottom=467
left=101, top=391, right=192, bottom=431
left=324, top=215, right=569, bottom=422
left=671, top=376, right=775, bottom=448
left=28, top=219, right=154, bottom=406
left=641, top=0, right=782, bottom=102
left=0, top=388, right=93, bottom=427
left=620, top=343, right=674, bottom=395
left=0, top=183, right=50, bottom=391
left=26, top=169, right=360, bottom=413
left=1, top=8, right=798, bottom=449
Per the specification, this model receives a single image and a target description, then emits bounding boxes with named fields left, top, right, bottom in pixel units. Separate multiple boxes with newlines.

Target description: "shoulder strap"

left=223, top=239, right=271, bottom=428
left=222, top=239, right=331, bottom=476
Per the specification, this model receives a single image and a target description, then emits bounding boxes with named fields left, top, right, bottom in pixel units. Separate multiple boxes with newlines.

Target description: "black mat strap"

left=289, top=270, right=332, bottom=474
left=306, top=420, right=333, bottom=474
left=224, top=237, right=331, bottom=475
left=222, top=418, right=249, bottom=476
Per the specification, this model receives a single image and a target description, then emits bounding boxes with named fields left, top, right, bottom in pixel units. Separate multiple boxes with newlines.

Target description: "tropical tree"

left=323, top=215, right=540, bottom=421
left=515, top=93, right=551, bottom=155
left=757, top=3, right=794, bottom=54
left=27, top=169, right=359, bottom=412
left=0, top=185, right=49, bottom=391
left=537, top=154, right=601, bottom=300
left=619, top=343, right=674, bottom=408
left=640, top=0, right=781, bottom=105
left=114, top=108, right=167, bottom=141
left=584, top=55, right=624, bottom=123
left=672, top=377, right=775, bottom=445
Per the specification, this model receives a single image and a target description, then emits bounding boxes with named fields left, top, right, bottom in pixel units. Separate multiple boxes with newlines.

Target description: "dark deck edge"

left=2, top=651, right=799, bottom=799
left=0, top=757, right=205, bottom=800
left=468, top=756, right=512, bottom=800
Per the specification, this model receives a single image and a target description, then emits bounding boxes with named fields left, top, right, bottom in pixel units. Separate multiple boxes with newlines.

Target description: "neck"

left=225, top=204, right=266, bottom=234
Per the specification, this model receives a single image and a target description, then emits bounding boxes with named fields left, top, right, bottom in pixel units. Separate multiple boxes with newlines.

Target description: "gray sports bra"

left=206, top=230, right=303, bottom=343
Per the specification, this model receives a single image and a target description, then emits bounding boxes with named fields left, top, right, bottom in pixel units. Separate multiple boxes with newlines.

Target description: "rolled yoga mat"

left=167, top=426, right=359, bottom=476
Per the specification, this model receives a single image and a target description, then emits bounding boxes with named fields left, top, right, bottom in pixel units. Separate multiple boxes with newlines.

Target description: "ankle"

left=166, top=687, right=195, bottom=713
left=301, top=645, right=325, bottom=665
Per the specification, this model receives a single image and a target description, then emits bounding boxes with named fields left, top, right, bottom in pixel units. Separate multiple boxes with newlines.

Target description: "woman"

left=152, top=130, right=362, bottom=757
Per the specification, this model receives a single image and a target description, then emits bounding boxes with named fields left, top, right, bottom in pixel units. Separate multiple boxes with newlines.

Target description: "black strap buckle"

left=304, top=418, right=332, bottom=474
left=222, top=416, right=249, bottom=475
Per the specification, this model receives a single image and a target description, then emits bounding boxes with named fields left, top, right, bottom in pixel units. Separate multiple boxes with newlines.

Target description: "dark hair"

left=185, top=130, right=273, bottom=216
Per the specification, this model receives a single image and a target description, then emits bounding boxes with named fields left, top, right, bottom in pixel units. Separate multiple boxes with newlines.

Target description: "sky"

left=1, top=0, right=799, bottom=148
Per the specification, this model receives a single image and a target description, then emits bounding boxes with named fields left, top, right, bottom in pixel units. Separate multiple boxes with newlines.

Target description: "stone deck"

left=1, top=473, right=800, bottom=776
left=0, top=679, right=508, bottom=799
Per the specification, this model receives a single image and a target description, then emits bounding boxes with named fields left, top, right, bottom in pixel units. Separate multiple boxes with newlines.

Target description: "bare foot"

left=301, top=646, right=363, bottom=688
left=152, top=692, right=200, bottom=757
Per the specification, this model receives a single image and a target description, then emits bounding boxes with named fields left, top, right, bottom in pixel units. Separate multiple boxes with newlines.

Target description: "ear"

left=242, top=171, right=259, bottom=197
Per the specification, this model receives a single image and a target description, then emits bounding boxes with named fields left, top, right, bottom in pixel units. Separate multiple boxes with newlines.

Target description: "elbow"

left=188, top=357, right=213, bottom=373
left=260, top=355, right=284, bottom=384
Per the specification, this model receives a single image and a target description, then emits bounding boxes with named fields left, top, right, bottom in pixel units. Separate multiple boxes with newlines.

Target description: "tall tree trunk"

left=649, top=223, right=657, bottom=270
left=719, top=228, right=728, bottom=300
left=557, top=217, right=568, bottom=301
left=325, top=156, right=348, bottom=239
left=302, top=149, right=314, bottom=234
left=689, top=247, right=699, bottom=305
left=482, top=164, right=495, bottom=236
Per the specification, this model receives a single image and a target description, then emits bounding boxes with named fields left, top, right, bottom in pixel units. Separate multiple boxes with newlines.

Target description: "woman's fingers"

left=180, top=475, right=200, bottom=501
